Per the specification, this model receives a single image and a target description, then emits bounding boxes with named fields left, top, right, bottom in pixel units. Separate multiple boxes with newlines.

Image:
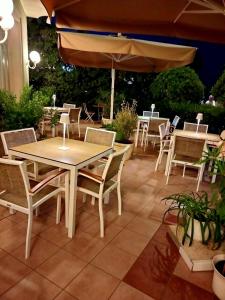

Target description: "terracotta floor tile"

left=126, top=216, right=160, bottom=238
left=31, top=214, right=55, bottom=234
left=110, top=282, right=154, bottom=300
left=124, top=239, right=180, bottom=299
left=55, top=291, right=77, bottom=300
left=0, top=271, right=61, bottom=300
left=173, top=258, right=213, bottom=293
left=151, top=224, right=174, bottom=245
left=66, top=264, right=119, bottom=300
left=12, top=237, right=59, bottom=268
left=161, top=275, right=215, bottom=300
left=108, top=210, right=135, bottom=228
left=0, top=254, right=31, bottom=296
left=39, top=223, right=71, bottom=247
left=76, top=211, right=99, bottom=232
left=37, top=249, right=86, bottom=288
left=110, top=228, right=150, bottom=256
left=0, top=226, right=33, bottom=253
left=0, top=249, right=7, bottom=259
left=0, top=207, right=10, bottom=220
left=63, top=231, right=105, bottom=263
left=83, top=222, right=122, bottom=244
left=92, top=244, right=137, bottom=279
left=7, top=211, right=27, bottom=224
left=0, top=218, right=25, bottom=234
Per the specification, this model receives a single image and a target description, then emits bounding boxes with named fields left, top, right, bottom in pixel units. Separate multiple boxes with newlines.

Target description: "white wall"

left=0, top=0, right=29, bottom=99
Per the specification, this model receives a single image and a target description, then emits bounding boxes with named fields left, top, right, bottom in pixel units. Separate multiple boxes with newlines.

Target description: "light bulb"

left=0, top=0, right=13, bottom=18
left=29, top=51, right=41, bottom=64
left=0, top=14, right=14, bottom=30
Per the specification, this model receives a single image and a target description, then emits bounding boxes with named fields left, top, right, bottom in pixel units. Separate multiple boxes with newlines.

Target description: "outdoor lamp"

left=28, top=51, right=41, bottom=69
left=151, top=103, right=155, bottom=113
left=52, top=94, right=56, bottom=107
left=0, top=0, right=14, bottom=44
left=196, top=113, right=203, bottom=133
left=59, top=113, right=70, bottom=150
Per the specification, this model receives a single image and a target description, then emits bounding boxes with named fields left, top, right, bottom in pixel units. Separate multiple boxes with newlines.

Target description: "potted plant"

left=212, top=254, right=225, bottom=300
left=162, top=145, right=225, bottom=248
left=112, top=100, right=138, bottom=160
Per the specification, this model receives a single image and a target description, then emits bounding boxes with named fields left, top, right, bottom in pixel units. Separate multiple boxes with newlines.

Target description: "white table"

left=174, top=129, right=220, bottom=145
left=9, top=137, right=113, bottom=238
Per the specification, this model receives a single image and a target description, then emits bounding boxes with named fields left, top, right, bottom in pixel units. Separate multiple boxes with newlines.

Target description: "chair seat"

left=173, top=154, right=200, bottom=164
left=0, top=179, right=58, bottom=208
left=78, top=175, right=115, bottom=194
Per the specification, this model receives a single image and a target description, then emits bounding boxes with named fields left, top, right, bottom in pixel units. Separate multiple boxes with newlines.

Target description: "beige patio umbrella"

left=58, top=31, right=196, bottom=120
left=41, top=0, right=225, bottom=44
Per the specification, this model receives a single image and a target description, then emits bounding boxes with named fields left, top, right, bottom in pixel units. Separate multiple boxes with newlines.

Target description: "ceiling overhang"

left=20, top=0, right=47, bottom=18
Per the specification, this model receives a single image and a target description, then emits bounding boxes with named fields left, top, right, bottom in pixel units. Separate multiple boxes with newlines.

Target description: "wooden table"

left=8, top=137, right=113, bottom=238
left=174, top=129, right=220, bottom=145
left=44, top=107, right=70, bottom=113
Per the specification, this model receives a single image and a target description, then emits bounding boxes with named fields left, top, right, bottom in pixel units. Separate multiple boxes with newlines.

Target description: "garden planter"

left=102, top=117, right=113, bottom=126
left=212, top=254, right=225, bottom=300
left=114, top=141, right=134, bottom=161
left=187, top=218, right=209, bottom=242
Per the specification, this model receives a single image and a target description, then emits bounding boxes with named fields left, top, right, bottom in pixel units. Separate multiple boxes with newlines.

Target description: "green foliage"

left=0, top=86, right=48, bottom=131
left=151, top=100, right=225, bottom=134
left=162, top=145, right=225, bottom=249
left=150, top=67, right=204, bottom=104
left=113, top=100, right=138, bottom=142
left=211, top=69, right=225, bottom=105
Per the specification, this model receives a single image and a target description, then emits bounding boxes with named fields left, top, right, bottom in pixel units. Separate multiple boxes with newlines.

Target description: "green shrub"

left=0, top=86, right=49, bottom=131
left=211, top=70, right=225, bottom=105
left=150, top=67, right=204, bottom=104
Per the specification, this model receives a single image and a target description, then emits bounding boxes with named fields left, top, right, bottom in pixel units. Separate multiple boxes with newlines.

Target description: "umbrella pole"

left=110, top=68, right=115, bottom=122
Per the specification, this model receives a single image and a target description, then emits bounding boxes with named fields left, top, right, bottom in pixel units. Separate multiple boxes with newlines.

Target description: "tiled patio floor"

left=0, top=129, right=218, bottom=299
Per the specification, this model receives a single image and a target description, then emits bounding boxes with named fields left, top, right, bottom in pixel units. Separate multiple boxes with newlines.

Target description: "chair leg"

left=82, top=194, right=87, bottom=203
left=196, top=167, right=204, bottom=192
left=155, top=150, right=162, bottom=171
left=25, top=211, right=33, bottom=259
left=64, top=173, right=69, bottom=228
left=56, top=193, right=61, bottom=224
left=98, top=196, right=104, bottom=238
left=78, top=124, right=81, bottom=139
left=117, top=183, right=122, bottom=215
left=35, top=207, right=39, bottom=217
left=182, top=165, right=186, bottom=177
left=91, top=196, right=96, bottom=206
left=166, top=162, right=172, bottom=185
left=103, top=193, right=110, bottom=204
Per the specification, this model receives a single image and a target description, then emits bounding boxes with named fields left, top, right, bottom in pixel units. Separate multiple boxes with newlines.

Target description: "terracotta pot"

left=212, top=254, right=225, bottom=300
left=187, top=218, right=209, bottom=242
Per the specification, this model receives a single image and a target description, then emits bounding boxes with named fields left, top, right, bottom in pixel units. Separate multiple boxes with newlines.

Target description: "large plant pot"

left=187, top=218, right=209, bottom=242
left=102, top=117, right=113, bottom=126
left=114, top=142, right=134, bottom=161
left=212, top=254, right=225, bottom=300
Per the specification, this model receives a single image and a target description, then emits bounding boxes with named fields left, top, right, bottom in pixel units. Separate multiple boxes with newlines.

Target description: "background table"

left=174, top=129, right=220, bottom=145
left=9, top=137, right=112, bottom=238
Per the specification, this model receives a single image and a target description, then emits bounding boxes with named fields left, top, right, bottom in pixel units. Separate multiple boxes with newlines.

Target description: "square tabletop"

left=9, top=137, right=113, bottom=168
left=174, top=129, right=220, bottom=143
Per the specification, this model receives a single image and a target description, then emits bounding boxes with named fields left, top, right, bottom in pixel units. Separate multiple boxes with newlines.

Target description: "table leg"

left=135, top=121, right=141, bottom=148
left=68, top=168, right=77, bottom=238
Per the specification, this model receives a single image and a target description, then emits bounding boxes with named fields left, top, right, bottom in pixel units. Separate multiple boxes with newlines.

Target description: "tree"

left=211, top=69, right=225, bottom=105
left=150, top=67, right=204, bottom=104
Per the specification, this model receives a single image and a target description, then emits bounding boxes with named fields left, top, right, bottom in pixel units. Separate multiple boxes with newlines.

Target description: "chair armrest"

left=29, top=169, right=68, bottom=195
left=78, top=169, right=104, bottom=183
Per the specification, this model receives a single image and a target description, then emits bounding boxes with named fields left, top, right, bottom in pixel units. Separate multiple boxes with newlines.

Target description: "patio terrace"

left=0, top=124, right=217, bottom=300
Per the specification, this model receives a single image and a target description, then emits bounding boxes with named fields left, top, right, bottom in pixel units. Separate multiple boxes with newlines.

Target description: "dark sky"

left=127, top=33, right=225, bottom=96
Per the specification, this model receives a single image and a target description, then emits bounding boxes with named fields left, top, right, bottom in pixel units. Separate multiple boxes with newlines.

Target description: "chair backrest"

left=159, top=123, right=167, bottom=140
left=147, top=118, right=169, bottom=134
left=220, top=130, right=225, bottom=140
left=172, top=115, right=180, bottom=128
left=84, top=127, right=116, bottom=147
left=103, top=145, right=129, bottom=182
left=69, top=108, right=81, bottom=123
left=0, top=128, right=37, bottom=156
left=173, top=136, right=206, bottom=160
left=143, top=111, right=159, bottom=118
left=63, top=103, right=76, bottom=109
left=0, top=158, right=30, bottom=208
left=183, top=122, right=208, bottom=133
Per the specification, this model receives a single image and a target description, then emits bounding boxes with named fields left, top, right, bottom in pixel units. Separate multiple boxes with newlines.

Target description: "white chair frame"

left=63, top=103, right=76, bottom=109
left=0, top=158, right=69, bottom=258
left=83, top=103, right=95, bottom=123
left=183, top=122, right=208, bottom=133
left=166, top=136, right=207, bottom=191
left=66, top=107, right=82, bottom=139
left=143, top=111, right=159, bottom=118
